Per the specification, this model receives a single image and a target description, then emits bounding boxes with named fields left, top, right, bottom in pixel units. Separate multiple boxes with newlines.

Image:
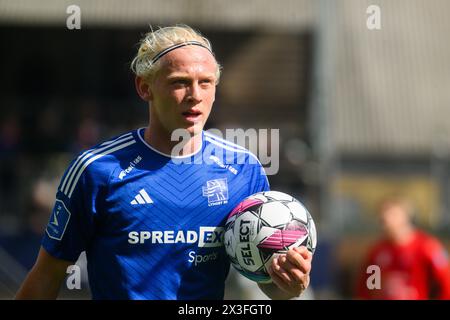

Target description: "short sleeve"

left=41, top=157, right=101, bottom=262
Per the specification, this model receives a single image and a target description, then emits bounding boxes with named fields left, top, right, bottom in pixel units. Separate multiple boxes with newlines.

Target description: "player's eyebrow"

left=167, top=74, right=190, bottom=80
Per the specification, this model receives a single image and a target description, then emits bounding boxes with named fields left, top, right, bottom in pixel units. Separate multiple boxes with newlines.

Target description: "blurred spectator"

left=356, top=195, right=450, bottom=299
left=0, top=114, right=22, bottom=154
left=72, top=117, right=102, bottom=153
left=35, top=105, right=65, bottom=152
left=70, top=99, right=103, bottom=154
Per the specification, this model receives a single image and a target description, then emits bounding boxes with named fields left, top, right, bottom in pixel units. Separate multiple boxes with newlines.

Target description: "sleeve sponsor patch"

left=45, top=200, right=71, bottom=241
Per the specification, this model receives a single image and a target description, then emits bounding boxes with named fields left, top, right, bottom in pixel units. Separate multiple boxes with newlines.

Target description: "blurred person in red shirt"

left=356, top=195, right=450, bottom=300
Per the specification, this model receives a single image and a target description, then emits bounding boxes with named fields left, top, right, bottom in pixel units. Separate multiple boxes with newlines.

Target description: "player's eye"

left=199, top=79, right=214, bottom=87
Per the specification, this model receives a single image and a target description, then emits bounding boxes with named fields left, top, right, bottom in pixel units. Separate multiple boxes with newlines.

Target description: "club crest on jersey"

left=202, top=178, right=228, bottom=206
left=46, top=200, right=71, bottom=241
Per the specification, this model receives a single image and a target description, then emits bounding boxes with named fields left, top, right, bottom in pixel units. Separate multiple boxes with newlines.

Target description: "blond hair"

left=131, top=24, right=221, bottom=83
left=378, top=194, right=415, bottom=218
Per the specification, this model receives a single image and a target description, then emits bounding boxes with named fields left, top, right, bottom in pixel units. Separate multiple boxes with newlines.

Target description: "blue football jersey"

left=42, top=128, right=270, bottom=300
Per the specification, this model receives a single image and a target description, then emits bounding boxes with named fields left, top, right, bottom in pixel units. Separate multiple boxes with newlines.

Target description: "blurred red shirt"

left=357, top=230, right=450, bottom=300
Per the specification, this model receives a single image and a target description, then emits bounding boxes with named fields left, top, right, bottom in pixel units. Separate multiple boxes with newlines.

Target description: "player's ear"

left=135, top=76, right=153, bottom=102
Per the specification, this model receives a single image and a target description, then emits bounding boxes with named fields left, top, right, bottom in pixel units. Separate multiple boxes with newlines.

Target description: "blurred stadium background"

left=1, top=0, right=449, bottom=299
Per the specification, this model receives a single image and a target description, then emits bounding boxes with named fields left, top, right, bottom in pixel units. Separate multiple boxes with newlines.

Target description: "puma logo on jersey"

left=130, top=189, right=153, bottom=205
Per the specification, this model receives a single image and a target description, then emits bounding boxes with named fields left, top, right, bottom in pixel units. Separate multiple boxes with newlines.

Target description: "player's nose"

left=186, top=82, right=202, bottom=103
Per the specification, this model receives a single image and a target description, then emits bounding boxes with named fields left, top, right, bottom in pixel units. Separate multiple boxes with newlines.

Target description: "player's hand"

left=267, top=246, right=312, bottom=298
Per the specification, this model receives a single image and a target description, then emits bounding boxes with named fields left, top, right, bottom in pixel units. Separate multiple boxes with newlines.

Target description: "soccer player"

left=356, top=195, right=450, bottom=299
left=16, top=25, right=312, bottom=300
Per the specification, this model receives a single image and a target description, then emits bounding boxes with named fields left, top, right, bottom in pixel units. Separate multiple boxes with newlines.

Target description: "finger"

left=269, top=263, right=307, bottom=297
left=286, top=249, right=311, bottom=274
left=279, top=256, right=309, bottom=291
left=268, top=265, right=294, bottom=294
left=272, top=256, right=294, bottom=283
left=294, top=246, right=313, bottom=260
left=278, top=256, right=308, bottom=284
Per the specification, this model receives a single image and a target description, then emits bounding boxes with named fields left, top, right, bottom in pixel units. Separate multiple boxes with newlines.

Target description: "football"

left=224, top=191, right=317, bottom=283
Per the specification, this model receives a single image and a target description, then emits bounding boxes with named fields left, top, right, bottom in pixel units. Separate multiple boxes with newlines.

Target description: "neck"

left=144, top=124, right=202, bottom=157
left=388, top=225, right=415, bottom=245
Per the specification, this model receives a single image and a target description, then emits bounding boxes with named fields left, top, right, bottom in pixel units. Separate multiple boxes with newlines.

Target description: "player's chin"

left=181, top=120, right=205, bottom=135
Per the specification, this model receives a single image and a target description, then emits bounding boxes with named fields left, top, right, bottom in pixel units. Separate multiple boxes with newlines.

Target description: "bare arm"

left=15, top=247, right=72, bottom=299
left=258, top=281, right=305, bottom=300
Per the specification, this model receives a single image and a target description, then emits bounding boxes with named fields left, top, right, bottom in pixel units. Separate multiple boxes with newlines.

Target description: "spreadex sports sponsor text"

left=128, top=227, right=224, bottom=266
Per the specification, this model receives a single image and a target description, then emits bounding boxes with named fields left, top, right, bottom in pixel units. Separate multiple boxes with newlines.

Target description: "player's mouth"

left=182, top=109, right=202, bottom=123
